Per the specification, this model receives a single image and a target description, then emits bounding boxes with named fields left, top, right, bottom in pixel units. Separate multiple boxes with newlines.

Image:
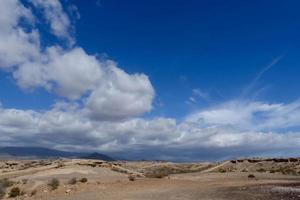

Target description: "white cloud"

left=31, top=0, right=73, bottom=42
left=0, top=0, right=40, bottom=69
left=0, top=100, right=299, bottom=160
left=14, top=47, right=103, bottom=99
left=186, top=100, right=300, bottom=131
left=0, top=0, right=155, bottom=120
left=85, top=63, right=154, bottom=120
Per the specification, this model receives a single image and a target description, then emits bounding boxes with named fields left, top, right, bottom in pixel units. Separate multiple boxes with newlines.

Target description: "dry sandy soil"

left=0, top=158, right=300, bottom=200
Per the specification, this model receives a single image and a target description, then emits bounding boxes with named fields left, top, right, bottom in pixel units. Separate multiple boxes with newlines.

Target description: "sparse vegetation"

left=128, top=174, right=135, bottom=181
left=218, top=168, right=226, bottom=173
left=48, top=178, right=60, bottom=190
left=79, top=177, right=88, bottom=183
left=68, top=177, right=77, bottom=185
left=22, top=179, right=28, bottom=184
left=9, top=187, right=21, bottom=197
left=248, top=174, right=255, bottom=179
left=257, top=168, right=266, bottom=173
left=56, top=162, right=65, bottom=168
left=111, top=166, right=128, bottom=174
left=30, top=189, right=37, bottom=196
left=145, top=171, right=169, bottom=178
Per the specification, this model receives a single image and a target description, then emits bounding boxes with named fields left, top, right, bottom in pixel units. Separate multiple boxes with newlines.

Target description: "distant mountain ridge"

left=0, top=147, right=114, bottom=161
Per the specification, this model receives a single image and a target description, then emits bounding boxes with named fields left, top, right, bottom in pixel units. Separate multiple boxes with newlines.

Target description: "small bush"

left=281, top=168, right=297, bottom=175
left=269, top=169, right=276, bottom=173
left=248, top=174, right=255, bottom=179
left=9, top=187, right=20, bottom=197
left=218, top=168, right=226, bottom=173
left=257, top=168, right=266, bottom=173
left=48, top=178, right=60, bottom=190
left=79, top=178, right=88, bottom=183
left=128, top=175, right=135, bottom=181
left=145, top=172, right=168, bottom=179
left=30, top=189, right=37, bottom=196
left=56, top=163, right=65, bottom=168
left=68, top=177, right=77, bottom=185
left=22, top=179, right=28, bottom=184
left=111, top=166, right=127, bottom=174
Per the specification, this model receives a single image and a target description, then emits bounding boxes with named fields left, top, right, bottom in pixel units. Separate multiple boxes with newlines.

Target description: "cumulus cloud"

left=0, top=0, right=40, bottom=69
left=0, top=0, right=154, bottom=120
left=0, top=100, right=299, bottom=160
left=85, top=63, right=154, bottom=120
left=14, top=47, right=103, bottom=99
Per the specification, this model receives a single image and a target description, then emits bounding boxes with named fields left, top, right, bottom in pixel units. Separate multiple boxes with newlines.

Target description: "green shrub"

left=48, top=178, right=59, bottom=190
left=9, top=187, right=20, bottom=197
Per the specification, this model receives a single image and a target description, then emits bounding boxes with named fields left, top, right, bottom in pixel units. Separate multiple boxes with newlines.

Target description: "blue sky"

left=0, top=0, right=299, bottom=161
left=3, top=0, right=300, bottom=118
left=75, top=0, right=300, bottom=114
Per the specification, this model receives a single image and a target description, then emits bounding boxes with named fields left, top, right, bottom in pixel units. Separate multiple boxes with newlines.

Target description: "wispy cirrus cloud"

left=241, top=55, right=283, bottom=98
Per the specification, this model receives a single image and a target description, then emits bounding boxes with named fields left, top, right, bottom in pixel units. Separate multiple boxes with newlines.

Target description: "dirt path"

left=201, top=161, right=230, bottom=173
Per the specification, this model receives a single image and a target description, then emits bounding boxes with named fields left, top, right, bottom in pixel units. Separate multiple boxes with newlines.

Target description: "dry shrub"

left=111, top=166, right=128, bottom=174
left=218, top=168, right=226, bottom=173
left=56, top=163, right=65, bottom=168
left=128, top=175, right=135, bottom=181
left=145, top=171, right=169, bottom=179
left=22, top=179, right=28, bottom=184
left=79, top=177, right=88, bottom=183
left=68, top=177, right=77, bottom=185
left=257, top=168, right=266, bottom=173
left=48, top=178, right=60, bottom=190
left=9, top=187, right=20, bottom=197
left=248, top=174, right=255, bottom=179
left=30, top=189, right=37, bottom=196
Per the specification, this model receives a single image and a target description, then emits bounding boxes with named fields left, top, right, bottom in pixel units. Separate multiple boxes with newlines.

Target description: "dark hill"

left=0, top=147, right=114, bottom=161
left=82, top=152, right=114, bottom=161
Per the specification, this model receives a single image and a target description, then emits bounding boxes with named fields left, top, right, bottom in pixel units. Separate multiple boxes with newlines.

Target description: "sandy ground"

left=0, top=159, right=300, bottom=200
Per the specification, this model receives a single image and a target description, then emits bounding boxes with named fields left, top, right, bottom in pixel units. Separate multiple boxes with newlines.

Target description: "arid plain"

left=0, top=158, right=300, bottom=200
